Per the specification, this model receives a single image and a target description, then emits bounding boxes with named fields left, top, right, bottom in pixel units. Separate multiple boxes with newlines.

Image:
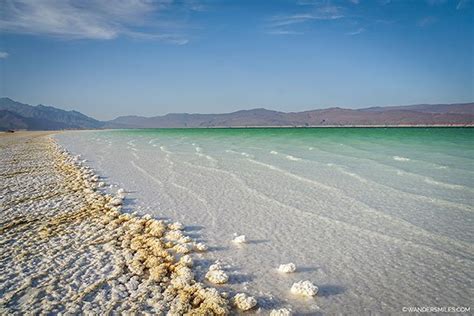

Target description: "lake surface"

left=56, top=127, right=474, bottom=314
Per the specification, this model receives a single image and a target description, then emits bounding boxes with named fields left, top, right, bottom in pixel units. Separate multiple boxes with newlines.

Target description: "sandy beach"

left=0, top=132, right=232, bottom=314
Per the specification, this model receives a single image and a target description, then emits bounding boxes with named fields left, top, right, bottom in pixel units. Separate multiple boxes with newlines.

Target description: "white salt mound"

left=270, top=308, right=292, bottom=316
left=109, top=197, right=123, bottom=206
left=194, top=242, right=208, bottom=252
left=169, top=221, right=184, bottom=230
left=209, top=262, right=222, bottom=271
left=290, top=280, right=318, bottom=297
left=205, top=269, right=229, bottom=284
left=179, top=254, right=193, bottom=267
left=278, top=263, right=296, bottom=273
left=232, top=235, right=246, bottom=244
left=232, top=293, right=257, bottom=311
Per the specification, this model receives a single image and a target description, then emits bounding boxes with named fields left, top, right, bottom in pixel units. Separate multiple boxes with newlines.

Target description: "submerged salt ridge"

left=56, top=128, right=474, bottom=314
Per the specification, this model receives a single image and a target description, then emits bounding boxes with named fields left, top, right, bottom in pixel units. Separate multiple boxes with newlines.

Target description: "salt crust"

left=0, top=135, right=229, bottom=315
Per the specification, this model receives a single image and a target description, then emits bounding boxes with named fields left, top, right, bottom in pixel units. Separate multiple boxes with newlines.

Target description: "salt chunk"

left=195, top=242, right=208, bottom=252
left=270, top=308, right=292, bottom=316
left=205, top=269, right=228, bottom=284
left=179, top=255, right=193, bottom=267
left=278, top=263, right=296, bottom=273
left=169, top=222, right=184, bottom=230
left=232, top=235, right=246, bottom=244
left=290, top=280, right=318, bottom=297
left=109, top=197, right=123, bottom=206
left=232, top=293, right=257, bottom=311
left=209, top=261, right=222, bottom=271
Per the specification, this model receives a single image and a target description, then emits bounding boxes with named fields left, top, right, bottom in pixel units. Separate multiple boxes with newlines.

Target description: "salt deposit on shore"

left=0, top=133, right=230, bottom=314
left=278, top=263, right=296, bottom=273
left=290, top=280, right=318, bottom=297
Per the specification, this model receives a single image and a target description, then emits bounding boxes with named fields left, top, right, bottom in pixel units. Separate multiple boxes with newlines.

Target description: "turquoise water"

left=57, top=127, right=474, bottom=314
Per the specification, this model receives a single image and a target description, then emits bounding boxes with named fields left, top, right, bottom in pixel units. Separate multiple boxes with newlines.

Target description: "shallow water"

left=56, top=128, right=474, bottom=314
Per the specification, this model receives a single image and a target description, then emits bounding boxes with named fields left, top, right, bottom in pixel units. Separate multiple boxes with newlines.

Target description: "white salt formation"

left=168, top=221, right=184, bottom=230
left=270, top=308, right=292, bottom=316
left=232, top=234, right=246, bottom=244
left=232, top=293, right=257, bottom=311
left=194, top=242, right=208, bottom=252
left=205, top=261, right=229, bottom=284
left=290, top=280, right=319, bottom=297
left=0, top=133, right=230, bottom=315
left=278, top=263, right=296, bottom=273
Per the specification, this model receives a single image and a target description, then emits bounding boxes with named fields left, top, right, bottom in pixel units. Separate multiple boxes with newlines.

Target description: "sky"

left=0, top=0, right=473, bottom=120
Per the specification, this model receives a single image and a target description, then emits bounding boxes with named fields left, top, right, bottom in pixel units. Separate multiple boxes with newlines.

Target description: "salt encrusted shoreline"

left=0, top=133, right=230, bottom=314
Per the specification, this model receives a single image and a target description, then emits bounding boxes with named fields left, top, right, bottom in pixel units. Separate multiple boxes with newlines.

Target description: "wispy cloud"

left=346, top=27, right=365, bottom=35
left=265, top=0, right=345, bottom=35
left=269, top=14, right=318, bottom=27
left=0, top=0, right=192, bottom=44
left=349, top=0, right=360, bottom=4
left=266, top=29, right=303, bottom=35
left=271, top=3, right=345, bottom=25
left=0, top=52, right=8, bottom=58
left=265, top=3, right=345, bottom=35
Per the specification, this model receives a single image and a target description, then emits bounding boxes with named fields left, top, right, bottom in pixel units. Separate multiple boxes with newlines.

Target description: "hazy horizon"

left=1, top=0, right=473, bottom=120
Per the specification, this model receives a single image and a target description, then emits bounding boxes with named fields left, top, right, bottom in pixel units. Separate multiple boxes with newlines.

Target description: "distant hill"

left=0, top=98, right=103, bottom=130
left=106, top=103, right=474, bottom=128
left=1, top=97, right=473, bottom=131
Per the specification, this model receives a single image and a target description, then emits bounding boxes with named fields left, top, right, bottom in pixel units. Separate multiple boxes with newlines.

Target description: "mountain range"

left=1, top=97, right=473, bottom=131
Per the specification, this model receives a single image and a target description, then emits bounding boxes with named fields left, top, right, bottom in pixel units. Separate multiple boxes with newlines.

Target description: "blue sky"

left=0, top=0, right=472, bottom=120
